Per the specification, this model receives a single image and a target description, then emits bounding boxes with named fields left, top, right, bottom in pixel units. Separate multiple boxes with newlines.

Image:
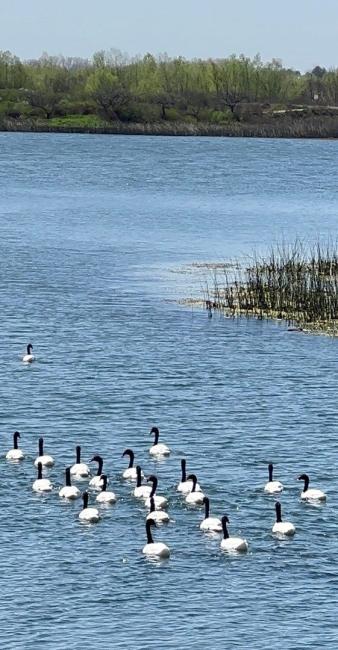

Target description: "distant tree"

left=86, top=68, right=131, bottom=120
left=311, top=66, right=327, bottom=78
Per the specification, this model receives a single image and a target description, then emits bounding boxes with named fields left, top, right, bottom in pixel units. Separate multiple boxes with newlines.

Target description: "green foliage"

left=1, top=49, right=338, bottom=127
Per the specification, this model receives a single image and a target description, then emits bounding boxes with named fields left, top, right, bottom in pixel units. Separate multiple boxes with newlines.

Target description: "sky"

left=1, top=0, right=338, bottom=71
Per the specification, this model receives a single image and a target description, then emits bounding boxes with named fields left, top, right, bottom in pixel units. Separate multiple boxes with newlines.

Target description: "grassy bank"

left=1, top=114, right=338, bottom=138
left=204, top=241, right=338, bottom=335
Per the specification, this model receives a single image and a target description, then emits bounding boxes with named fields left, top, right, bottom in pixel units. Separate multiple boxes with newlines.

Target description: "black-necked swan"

left=142, top=518, right=170, bottom=558
left=149, top=427, right=170, bottom=456
left=59, top=467, right=81, bottom=499
left=185, top=474, right=205, bottom=505
left=177, top=459, right=201, bottom=494
left=89, top=455, right=107, bottom=489
left=22, top=343, right=35, bottom=363
left=70, top=446, right=90, bottom=478
left=272, top=501, right=296, bottom=536
left=298, top=473, right=326, bottom=501
left=32, top=462, right=53, bottom=492
left=79, top=491, right=100, bottom=522
left=200, top=497, right=222, bottom=532
left=133, top=466, right=152, bottom=498
left=146, top=496, right=170, bottom=523
left=220, top=515, right=248, bottom=552
left=122, top=449, right=144, bottom=480
left=34, top=437, right=54, bottom=467
left=144, top=475, right=168, bottom=510
left=6, top=431, right=25, bottom=461
left=264, top=463, right=283, bottom=493
left=96, top=475, right=117, bottom=504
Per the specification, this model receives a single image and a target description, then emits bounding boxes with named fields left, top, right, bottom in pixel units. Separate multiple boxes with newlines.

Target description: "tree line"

left=1, top=49, right=338, bottom=125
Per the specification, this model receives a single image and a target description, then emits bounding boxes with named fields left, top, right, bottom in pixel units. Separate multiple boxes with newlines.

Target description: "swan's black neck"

left=101, top=475, right=108, bottom=491
left=76, top=446, right=81, bottom=463
left=150, top=497, right=155, bottom=513
left=302, top=475, right=309, bottom=492
left=13, top=431, right=20, bottom=449
left=38, top=438, right=44, bottom=456
left=222, top=517, right=229, bottom=539
left=268, top=464, right=273, bottom=482
left=153, top=430, right=159, bottom=445
left=149, top=476, right=158, bottom=498
left=136, top=466, right=142, bottom=487
left=127, top=450, right=134, bottom=468
left=181, top=459, right=186, bottom=482
left=27, top=344, right=33, bottom=354
left=37, top=463, right=43, bottom=480
left=187, top=474, right=197, bottom=493
left=83, top=492, right=89, bottom=509
left=65, top=467, right=71, bottom=486
left=204, top=497, right=210, bottom=519
left=146, top=519, right=154, bottom=544
left=275, top=501, right=282, bottom=523
left=96, top=457, right=103, bottom=475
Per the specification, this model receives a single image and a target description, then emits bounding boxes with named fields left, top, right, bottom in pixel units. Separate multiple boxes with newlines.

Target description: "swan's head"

left=147, top=518, right=156, bottom=528
left=186, top=473, right=197, bottom=483
left=122, top=448, right=133, bottom=458
left=27, top=343, right=33, bottom=353
left=222, top=515, right=230, bottom=524
left=150, top=426, right=159, bottom=436
left=14, top=431, right=20, bottom=439
left=202, top=496, right=209, bottom=506
left=91, top=455, right=103, bottom=464
left=298, top=474, right=309, bottom=482
left=147, top=474, right=157, bottom=484
left=275, top=501, right=282, bottom=522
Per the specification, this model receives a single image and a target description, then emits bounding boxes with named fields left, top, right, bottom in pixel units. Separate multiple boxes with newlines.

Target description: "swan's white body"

left=59, top=485, right=81, bottom=499
left=123, top=467, right=143, bottom=480
left=34, top=454, right=54, bottom=468
left=200, top=517, right=222, bottom=532
left=272, top=521, right=296, bottom=536
left=22, top=353, right=35, bottom=363
left=144, top=495, right=168, bottom=510
left=264, top=480, right=283, bottom=494
left=149, top=443, right=170, bottom=457
left=221, top=537, right=248, bottom=552
left=70, top=463, right=90, bottom=478
left=143, top=542, right=170, bottom=558
left=33, top=478, right=53, bottom=492
left=79, top=507, right=100, bottom=523
left=146, top=510, right=170, bottom=524
left=6, top=449, right=24, bottom=461
left=96, top=490, right=117, bottom=504
left=89, top=475, right=106, bottom=489
left=301, top=488, right=326, bottom=502
left=185, top=490, right=205, bottom=505
left=177, top=479, right=201, bottom=494
left=134, top=485, right=152, bottom=498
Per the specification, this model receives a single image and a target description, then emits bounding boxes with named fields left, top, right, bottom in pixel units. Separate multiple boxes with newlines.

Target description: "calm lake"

left=1, top=133, right=338, bottom=649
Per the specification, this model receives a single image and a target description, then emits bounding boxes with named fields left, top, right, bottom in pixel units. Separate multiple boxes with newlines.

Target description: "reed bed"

left=206, top=241, right=338, bottom=335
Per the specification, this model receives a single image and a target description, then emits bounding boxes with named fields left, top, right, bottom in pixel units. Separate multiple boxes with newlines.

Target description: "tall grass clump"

left=208, top=240, right=338, bottom=334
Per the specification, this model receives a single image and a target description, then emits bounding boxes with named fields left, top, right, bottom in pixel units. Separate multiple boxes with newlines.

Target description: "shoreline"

left=1, top=117, right=338, bottom=139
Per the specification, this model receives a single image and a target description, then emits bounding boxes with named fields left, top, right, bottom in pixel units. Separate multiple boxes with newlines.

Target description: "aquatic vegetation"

left=206, top=240, right=338, bottom=335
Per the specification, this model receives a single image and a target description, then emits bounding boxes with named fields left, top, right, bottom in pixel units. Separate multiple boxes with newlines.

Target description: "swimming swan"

left=298, top=473, right=326, bottom=502
left=264, top=463, right=283, bottom=493
left=79, top=491, right=100, bottom=523
left=22, top=343, right=35, bottom=363
left=142, top=518, right=170, bottom=558
left=133, top=465, right=152, bottom=498
left=6, top=431, right=25, bottom=461
left=89, top=455, right=106, bottom=489
left=70, top=446, right=90, bottom=478
left=146, top=497, right=170, bottom=524
left=59, top=467, right=81, bottom=499
left=177, top=459, right=201, bottom=494
left=272, top=501, right=295, bottom=536
left=96, top=475, right=117, bottom=503
left=149, top=427, right=170, bottom=456
left=32, top=462, right=53, bottom=492
left=34, top=437, right=54, bottom=467
left=200, top=497, right=222, bottom=532
left=144, top=475, right=168, bottom=509
left=122, top=449, right=144, bottom=480
left=220, top=515, right=248, bottom=552
left=185, top=474, right=205, bottom=505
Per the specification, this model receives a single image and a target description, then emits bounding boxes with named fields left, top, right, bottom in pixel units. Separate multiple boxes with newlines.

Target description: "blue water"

left=1, top=133, right=338, bottom=649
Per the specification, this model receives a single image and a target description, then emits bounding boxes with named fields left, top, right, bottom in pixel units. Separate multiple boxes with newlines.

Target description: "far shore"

left=1, top=116, right=338, bottom=139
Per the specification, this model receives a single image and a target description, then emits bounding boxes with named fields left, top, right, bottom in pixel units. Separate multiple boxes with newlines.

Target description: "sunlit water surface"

left=1, top=133, right=338, bottom=649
